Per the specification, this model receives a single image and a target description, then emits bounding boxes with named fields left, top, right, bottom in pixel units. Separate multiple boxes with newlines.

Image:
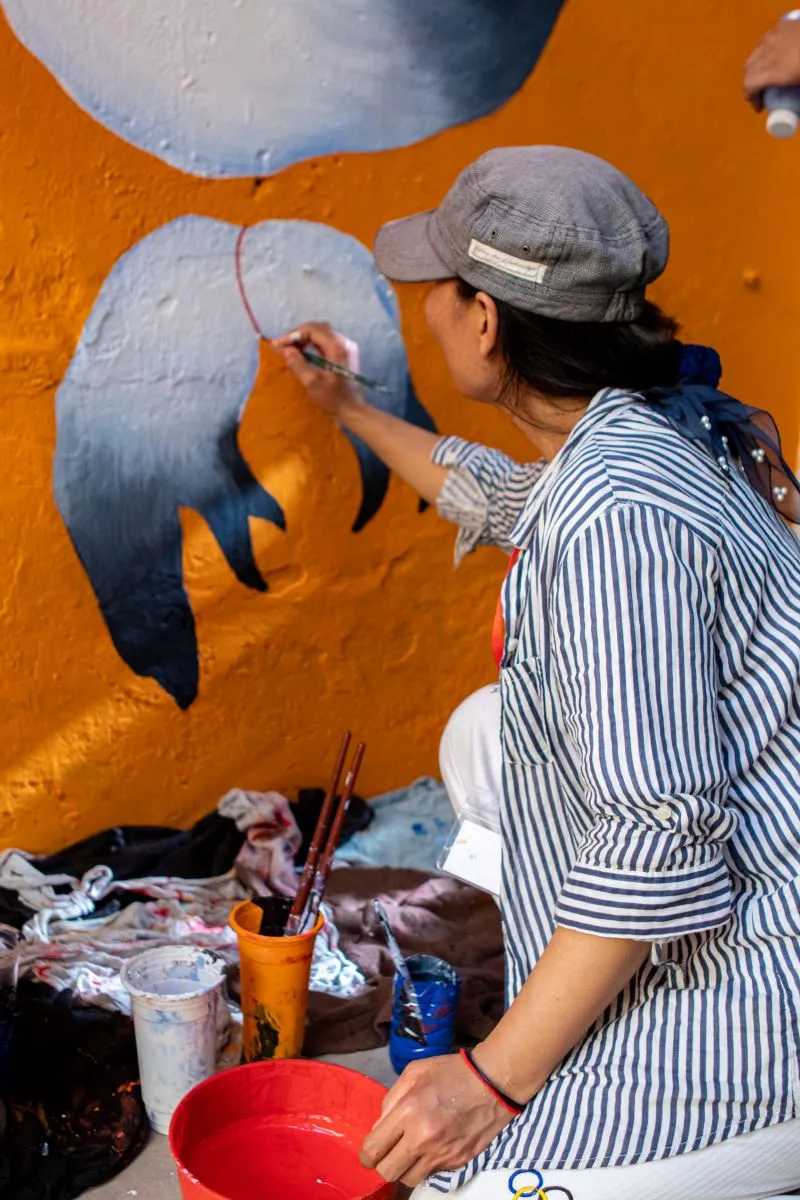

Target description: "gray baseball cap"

left=374, top=146, right=669, bottom=322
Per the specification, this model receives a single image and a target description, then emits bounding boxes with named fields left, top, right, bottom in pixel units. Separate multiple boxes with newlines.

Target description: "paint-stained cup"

left=389, top=954, right=461, bottom=1075
left=230, top=900, right=323, bottom=1063
left=121, top=946, right=226, bottom=1135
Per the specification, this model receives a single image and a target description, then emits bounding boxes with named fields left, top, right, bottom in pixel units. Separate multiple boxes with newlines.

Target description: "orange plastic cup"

left=230, top=900, right=323, bottom=1062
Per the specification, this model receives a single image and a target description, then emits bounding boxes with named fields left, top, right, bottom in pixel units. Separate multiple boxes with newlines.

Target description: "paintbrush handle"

left=373, top=901, right=413, bottom=985
left=285, top=731, right=351, bottom=936
left=372, top=899, right=426, bottom=1037
left=316, top=742, right=366, bottom=889
left=300, top=349, right=390, bottom=394
left=295, top=742, right=366, bottom=935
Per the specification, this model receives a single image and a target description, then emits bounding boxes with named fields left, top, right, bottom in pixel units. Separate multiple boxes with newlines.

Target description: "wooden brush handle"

left=285, top=730, right=351, bottom=935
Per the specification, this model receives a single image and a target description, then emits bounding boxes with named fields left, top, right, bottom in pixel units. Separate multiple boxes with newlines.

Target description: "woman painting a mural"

left=276, top=147, right=800, bottom=1200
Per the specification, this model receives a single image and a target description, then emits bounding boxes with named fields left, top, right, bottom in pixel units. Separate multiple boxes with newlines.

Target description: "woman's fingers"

left=272, top=322, right=365, bottom=416
left=744, top=21, right=800, bottom=107
left=279, top=345, right=324, bottom=389
left=371, top=1138, right=422, bottom=1186
left=376, top=1077, right=410, bottom=1124
left=273, top=321, right=349, bottom=366
left=360, top=1107, right=404, bottom=1171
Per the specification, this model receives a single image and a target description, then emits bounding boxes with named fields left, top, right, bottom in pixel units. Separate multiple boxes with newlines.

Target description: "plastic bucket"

left=121, top=945, right=225, bottom=1134
left=170, top=1058, right=396, bottom=1200
left=230, top=900, right=322, bottom=1062
left=389, top=953, right=461, bottom=1075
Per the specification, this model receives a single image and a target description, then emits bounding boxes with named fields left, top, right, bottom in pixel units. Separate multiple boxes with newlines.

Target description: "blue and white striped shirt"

left=430, top=387, right=800, bottom=1190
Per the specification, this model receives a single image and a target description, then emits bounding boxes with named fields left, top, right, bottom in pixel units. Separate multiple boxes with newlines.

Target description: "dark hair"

left=456, top=279, right=681, bottom=412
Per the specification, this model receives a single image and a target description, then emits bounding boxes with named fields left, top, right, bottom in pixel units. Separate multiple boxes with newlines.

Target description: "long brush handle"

left=372, top=900, right=426, bottom=1043
left=302, top=743, right=365, bottom=929
left=285, top=731, right=351, bottom=936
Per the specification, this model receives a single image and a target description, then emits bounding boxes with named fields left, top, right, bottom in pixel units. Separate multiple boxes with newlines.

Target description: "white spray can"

left=765, top=10, right=800, bottom=137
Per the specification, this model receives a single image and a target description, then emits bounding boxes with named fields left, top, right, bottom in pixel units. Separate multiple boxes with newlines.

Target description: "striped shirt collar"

left=510, top=387, right=638, bottom=548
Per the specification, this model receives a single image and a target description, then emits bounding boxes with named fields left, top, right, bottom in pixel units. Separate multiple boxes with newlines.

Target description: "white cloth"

left=0, top=850, right=366, bottom=1011
left=413, top=1116, right=800, bottom=1199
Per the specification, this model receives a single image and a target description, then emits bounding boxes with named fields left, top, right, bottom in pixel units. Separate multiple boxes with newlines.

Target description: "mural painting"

left=0, top=0, right=565, bottom=709
left=54, top=217, right=433, bottom=708
left=1, top=0, right=795, bottom=849
left=1, top=0, right=566, bottom=178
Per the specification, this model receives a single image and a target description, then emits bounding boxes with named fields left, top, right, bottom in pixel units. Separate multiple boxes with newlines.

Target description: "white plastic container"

left=765, top=11, right=800, bottom=137
left=121, top=945, right=226, bottom=1134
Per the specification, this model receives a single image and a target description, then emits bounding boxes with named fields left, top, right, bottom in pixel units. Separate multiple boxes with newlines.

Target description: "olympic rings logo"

left=508, top=1168, right=574, bottom=1200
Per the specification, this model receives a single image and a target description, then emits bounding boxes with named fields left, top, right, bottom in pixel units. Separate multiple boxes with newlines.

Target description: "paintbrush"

left=301, top=742, right=366, bottom=931
left=282, top=332, right=391, bottom=394
left=285, top=731, right=352, bottom=937
left=299, top=348, right=391, bottom=395
left=372, top=899, right=426, bottom=1044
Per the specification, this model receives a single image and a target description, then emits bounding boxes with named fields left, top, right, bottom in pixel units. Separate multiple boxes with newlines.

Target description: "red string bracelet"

left=460, top=1048, right=525, bottom=1117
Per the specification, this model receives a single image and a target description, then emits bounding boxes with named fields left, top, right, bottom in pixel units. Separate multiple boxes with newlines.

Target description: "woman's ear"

left=474, top=291, right=500, bottom=358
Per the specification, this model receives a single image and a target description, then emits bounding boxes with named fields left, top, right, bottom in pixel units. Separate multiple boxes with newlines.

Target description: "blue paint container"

left=389, top=954, right=461, bottom=1075
left=0, top=926, right=20, bottom=1091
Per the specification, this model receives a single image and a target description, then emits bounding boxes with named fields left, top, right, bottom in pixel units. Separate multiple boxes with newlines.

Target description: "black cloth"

left=0, top=814, right=248, bottom=933
left=0, top=982, right=148, bottom=1200
left=37, top=812, right=245, bottom=883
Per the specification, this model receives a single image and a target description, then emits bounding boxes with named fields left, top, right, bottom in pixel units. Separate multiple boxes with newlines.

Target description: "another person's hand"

left=359, top=1053, right=517, bottom=1188
left=273, top=322, right=367, bottom=421
left=744, top=19, right=800, bottom=110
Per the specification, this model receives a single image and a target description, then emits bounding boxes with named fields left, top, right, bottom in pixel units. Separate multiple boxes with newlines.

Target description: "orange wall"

left=0, top=0, right=797, bottom=851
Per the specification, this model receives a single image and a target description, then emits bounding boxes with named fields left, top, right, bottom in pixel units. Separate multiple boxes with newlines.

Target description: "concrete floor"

left=87, top=1047, right=397, bottom=1200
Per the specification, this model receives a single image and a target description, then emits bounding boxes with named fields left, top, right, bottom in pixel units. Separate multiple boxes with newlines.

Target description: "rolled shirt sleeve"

left=550, top=502, right=737, bottom=942
left=432, top=436, right=547, bottom=565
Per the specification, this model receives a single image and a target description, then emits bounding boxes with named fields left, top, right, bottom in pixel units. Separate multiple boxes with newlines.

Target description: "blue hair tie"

left=677, top=343, right=722, bottom=388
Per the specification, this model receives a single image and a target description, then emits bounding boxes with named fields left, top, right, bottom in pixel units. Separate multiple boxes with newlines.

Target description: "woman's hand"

left=744, top=19, right=800, bottom=110
left=273, top=322, right=367, bottom=421
left=359, top=1053, right=515, bottom=1188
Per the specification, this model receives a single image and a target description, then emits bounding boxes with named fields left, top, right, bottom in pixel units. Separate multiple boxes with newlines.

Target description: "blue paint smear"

left=53, top=217, right=434, bottom=709
left=1, top=0, right=567, bottom=179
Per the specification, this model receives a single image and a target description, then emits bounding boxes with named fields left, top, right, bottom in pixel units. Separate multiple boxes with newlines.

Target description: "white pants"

left=412, top=1116, right=800, bottom=1199
left=439, top=683, right=503, bottom=823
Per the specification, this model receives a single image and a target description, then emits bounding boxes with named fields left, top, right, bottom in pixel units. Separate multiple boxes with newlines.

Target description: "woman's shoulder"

left=547, top=399, right=727, bottom=550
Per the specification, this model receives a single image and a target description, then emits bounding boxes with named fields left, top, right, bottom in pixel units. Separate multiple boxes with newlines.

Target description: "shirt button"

left=507, top=638, right=519, bottom=653
left=655, top=803, right=671, bottom=821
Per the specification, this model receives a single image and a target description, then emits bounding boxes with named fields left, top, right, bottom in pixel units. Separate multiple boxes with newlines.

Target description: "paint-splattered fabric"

left=334, top=778, right=453, bottom=871
left=429, top=388, right=800, bottom=1189
left=304, top=868, right=504, bottom=1059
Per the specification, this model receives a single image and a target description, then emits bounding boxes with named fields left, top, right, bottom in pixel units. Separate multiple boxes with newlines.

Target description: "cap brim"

left=373, top=211, right=454, bottom=282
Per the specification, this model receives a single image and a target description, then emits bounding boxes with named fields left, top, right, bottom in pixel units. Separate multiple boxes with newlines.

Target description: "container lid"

left=120, top=945, right=225, bottom=1003
left=767, top=107, right=800, bottom=138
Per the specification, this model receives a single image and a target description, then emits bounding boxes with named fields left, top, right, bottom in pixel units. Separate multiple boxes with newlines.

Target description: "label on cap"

left=468, top=238, right=548, bottom=284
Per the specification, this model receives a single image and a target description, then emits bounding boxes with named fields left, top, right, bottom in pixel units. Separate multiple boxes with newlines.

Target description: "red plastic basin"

left=169, top=1059, right=396, bottom=1200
